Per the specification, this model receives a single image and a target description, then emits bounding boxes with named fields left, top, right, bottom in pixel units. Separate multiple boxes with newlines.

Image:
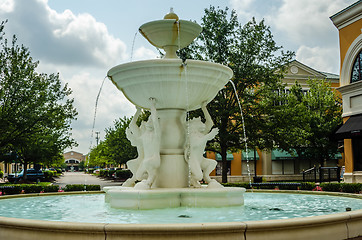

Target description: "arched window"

left=351, top=50, right=362, bottom=83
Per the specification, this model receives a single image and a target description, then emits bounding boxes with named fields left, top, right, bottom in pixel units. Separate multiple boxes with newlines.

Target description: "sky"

left=0, top=0, right=356, bottom=155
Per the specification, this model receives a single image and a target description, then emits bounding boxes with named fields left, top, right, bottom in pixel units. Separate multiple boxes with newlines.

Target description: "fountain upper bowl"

left=139, top=19, right=201, bottom=50
left=107, top=59, right=233, bottom=110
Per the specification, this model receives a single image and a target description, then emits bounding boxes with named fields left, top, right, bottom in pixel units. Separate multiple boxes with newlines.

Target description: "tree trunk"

left=221, top=146, right=228, bottom=183
left=23, top=161, right=28, bottom=180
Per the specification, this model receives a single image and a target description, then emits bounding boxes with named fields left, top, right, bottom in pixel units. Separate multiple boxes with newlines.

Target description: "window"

left=351, top=50, right=362, bottom=83
left=352, top=138, right=362, bottom=171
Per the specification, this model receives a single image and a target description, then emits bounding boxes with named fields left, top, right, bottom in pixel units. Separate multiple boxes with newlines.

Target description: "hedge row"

left=320, top=183, right=362, bottom=193
left=64, top=184, right=101, bottom=191
left=222, top=182, right=316, bottom=190
left=223, top=182, right=362, bottom=193
left=98, top=169, right=132, bottom=179
left=0, top=184, right=101, bottom=195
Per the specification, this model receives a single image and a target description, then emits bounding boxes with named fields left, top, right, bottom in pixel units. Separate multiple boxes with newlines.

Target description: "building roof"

left=330, top=0, right=362, bottom=29
left=63, top=151, right=85, bottom=156
left=282, top=60, right=340, bottom=87
left=320, top=71, right=339, bottom=80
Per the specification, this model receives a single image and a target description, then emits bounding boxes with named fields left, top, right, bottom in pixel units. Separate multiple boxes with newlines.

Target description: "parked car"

left=6, top=168, right=45, bottom=183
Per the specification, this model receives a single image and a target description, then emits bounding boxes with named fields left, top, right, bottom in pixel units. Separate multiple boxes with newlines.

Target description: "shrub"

left=63, top=184, right=101, bottom=191
left=278, top=183, right=300, bottom=190
left=0, top=170, right=3, bottom=178
left=64, top=184, right=86, bottom=192
left=115, top=170, right=132, bottom=179
left=86, top=185, right=101, bottom=191
left=43, top=170, right=54, bottom=180
left=320, top=183, right=341, bottom=192
left=222, top=182, right=252, bottom=189
left=99, top=170, right=108, bottom=178
left=108, top=170, right=116, bottom=178
left=341, top=183, right=362, bottom=193
left=22, top=184, right=43, bottom=193
left=0, top=185, right=22, bottom=195
left=43, top=185, right=60, bottom=192
left=300, top=182, right=316, bottom=190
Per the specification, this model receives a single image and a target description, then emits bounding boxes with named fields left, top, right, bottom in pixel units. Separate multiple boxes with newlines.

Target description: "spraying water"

left=130, top=31, right=138, bottom=62
left=89, top=76, right=107, bottom=150
left=228, top=80, right=253, bottom=188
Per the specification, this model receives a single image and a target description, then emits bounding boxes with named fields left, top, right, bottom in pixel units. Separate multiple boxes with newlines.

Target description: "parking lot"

left=54, top=171, right=123, bottom=189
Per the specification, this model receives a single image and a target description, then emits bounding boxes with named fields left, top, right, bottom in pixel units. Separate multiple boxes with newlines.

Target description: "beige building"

left=331, top=0, right=362, bottom=183
left=63, top=151, right=86, bottom=171
left=210, top=60, right=341, bottom=181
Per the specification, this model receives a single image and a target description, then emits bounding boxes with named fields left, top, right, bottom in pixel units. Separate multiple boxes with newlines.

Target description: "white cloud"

left=229, top=0, right=354, bottom=74
left=0, top=0, right=127, bottom=68
left=0, top=0, right=14, bottom=13
left=229, top=0, right=254, bottom=22
left=132, top=46, right=158, bottom=61
left=0, top=0, right=135, bottom=154
left=60, top=69, right=134, bottom=153
left=296, top=45, right=340, bottom=74
left=269, top=0, right=352, bottom=47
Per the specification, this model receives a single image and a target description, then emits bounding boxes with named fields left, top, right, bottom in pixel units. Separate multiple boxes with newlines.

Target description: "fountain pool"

left=0, top=192, right=362, bottom=224
left=1, top=191, right=362, bottom=240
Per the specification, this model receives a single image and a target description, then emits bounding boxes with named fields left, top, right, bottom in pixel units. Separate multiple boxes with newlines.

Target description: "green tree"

left=88, top=112, right=149, bottom=168
left=261, top=79, right=342, bottom=167
left=284, top=79, right=342, bottom=166
left=18, top=128, right=75, bottom=179
left=88, top=141, right=112, bottom=168
left=0, top=21, right=77, bottom=179
left=103, top=117, right=137, bottom=166
left=180, top=7, right=294, bottom=182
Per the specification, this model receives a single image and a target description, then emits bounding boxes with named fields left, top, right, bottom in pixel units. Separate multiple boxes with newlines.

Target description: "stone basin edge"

left=0, top=190, right=362, bottom=240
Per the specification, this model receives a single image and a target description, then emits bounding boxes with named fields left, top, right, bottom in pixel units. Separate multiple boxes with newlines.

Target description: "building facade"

left=63, top=151, right=86, bottom=171
left=331, top=0, right=362, bottom=183
left=210, top=60, right=341, bottom=181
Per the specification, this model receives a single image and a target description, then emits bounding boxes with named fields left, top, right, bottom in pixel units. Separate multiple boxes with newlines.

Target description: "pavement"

left=53, top=172, right=123, bottom=189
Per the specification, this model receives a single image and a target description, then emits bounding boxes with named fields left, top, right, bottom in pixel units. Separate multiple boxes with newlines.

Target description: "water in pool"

left=0, top=193, right=361, bottom=224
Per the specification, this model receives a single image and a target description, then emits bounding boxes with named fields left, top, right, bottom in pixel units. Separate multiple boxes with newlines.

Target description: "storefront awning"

left=216, top=153, right=234, bottom=161
left=331, top=152, right=343, bottom=160
left=272, top=149, right=296, bottom=161
left=335, top=114, right=362, bottom=139
left=242, top=149, right=259, bottom=161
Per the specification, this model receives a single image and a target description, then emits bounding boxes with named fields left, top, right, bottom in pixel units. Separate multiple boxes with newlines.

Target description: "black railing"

left=302, top=166, right=341, bottom=183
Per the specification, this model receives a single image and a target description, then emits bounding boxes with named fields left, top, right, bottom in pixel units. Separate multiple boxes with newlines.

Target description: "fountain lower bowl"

left=107, top=59, right=233, bottom=110
left=1, top=191, right=362, bottom=240
left=104, top=186, right=246, bottom=209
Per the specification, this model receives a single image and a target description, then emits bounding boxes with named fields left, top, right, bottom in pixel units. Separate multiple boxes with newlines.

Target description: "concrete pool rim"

left=0, top=190, right=361, bottom=240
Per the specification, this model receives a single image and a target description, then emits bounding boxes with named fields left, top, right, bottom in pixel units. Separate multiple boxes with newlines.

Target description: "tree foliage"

left=88, top=141, right=112, bottom=168
left=104, top=117, right=138, bottom=164
left=261, top=79, right=342, bottom=166
left=88, top=116, right=138, bottom=168
left=180, top=7, right=294, bottom=182
left=0, top=21, right=77, bottom=177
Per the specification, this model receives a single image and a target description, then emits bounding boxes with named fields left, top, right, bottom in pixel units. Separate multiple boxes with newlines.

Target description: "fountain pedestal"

left=104, top=187, right=246, bottom=209
left=155, top=109, right=188, bottom=188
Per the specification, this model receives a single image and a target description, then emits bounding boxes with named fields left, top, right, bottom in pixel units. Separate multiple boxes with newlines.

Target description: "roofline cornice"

left=330, top=1, right=362, bottom=30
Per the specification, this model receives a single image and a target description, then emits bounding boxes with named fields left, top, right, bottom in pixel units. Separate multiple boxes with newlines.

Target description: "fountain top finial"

left=139, top=10, right=201, bottom=58
left=163, top=7, right=179, bottom=21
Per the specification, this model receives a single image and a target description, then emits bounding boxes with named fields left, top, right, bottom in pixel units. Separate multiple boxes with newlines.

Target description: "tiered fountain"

left=105, top=9, right=245, bottom=209
left=1, top=10, right=362, bottom=240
